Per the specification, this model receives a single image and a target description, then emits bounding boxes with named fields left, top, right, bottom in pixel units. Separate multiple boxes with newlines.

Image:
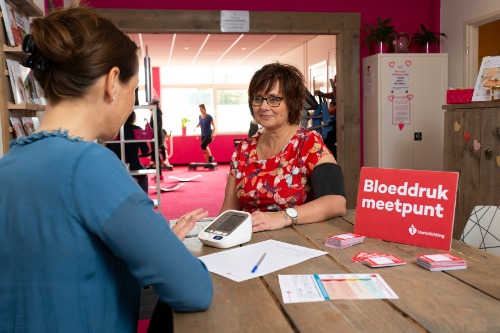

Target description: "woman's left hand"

left=172, top=208, right=208, bottom=240
left=251, top=210, right=290, bottom=232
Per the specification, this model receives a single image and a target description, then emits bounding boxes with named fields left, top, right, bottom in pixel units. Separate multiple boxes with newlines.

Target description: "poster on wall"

left=472, top=56, right=500, bottom=102
left=387, top=60, right=413, bottom=127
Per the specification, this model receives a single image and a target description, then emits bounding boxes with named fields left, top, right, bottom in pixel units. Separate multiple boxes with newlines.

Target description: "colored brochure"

left=279, top=273, right=399, bottom=304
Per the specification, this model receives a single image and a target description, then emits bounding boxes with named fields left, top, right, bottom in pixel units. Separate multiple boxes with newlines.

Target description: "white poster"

left=472, top=56, right=500, bottom=102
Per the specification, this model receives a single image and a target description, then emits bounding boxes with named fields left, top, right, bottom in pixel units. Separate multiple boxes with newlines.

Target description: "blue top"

left=0, top=130, right=213, bottom=333
left=199, top=114, right=213, bottom=137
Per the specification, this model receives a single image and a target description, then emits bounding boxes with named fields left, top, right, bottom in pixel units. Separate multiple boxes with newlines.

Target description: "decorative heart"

left=463, top=131, right=471, bottom=142
left=388, top=61, right=395, bottom=68
left=388, top=95, right=394, bottom=101
left=405, top=60, right=412, bottom=67
left=408, top=224, right=417, bottom=235
left=398, top=123, right=404, bottom=130
left=454, top=121, right=460, bottom=132
left=473, top=140, right=481, bottom=151
left=497, top=156, right=500, bottom=167
left=407, top=94, right=414, bottom=100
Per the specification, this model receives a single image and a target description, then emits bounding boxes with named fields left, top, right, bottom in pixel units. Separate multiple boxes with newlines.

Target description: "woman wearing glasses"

left=219, top=62, right=346, bottom=232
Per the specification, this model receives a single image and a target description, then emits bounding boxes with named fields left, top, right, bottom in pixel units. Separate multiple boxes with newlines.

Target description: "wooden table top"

left=174, top=209, right=500, bottom=333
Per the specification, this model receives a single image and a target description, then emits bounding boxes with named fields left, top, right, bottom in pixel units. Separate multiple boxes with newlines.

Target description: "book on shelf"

left=6, top=58, right=28, bottom=104
left=9, top=117, right=25, bottom=138
left=12, top=5, right=29, bottom=42
left=21, top=117, right=36, bottom=135
left=0, top=0, right=18, bottom=46
left=31, top=116, right=40, bottom=130
left=20, top=66, right=39, bottom=104
left=416, top=253, right=467, bottom=271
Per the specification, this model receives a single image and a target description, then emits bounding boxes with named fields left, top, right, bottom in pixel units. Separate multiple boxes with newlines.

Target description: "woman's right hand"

left=172, top=208, right=208, bottom=240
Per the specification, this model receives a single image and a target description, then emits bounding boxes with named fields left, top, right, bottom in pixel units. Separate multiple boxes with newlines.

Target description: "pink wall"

left=84, top=0, right=441, bottom=58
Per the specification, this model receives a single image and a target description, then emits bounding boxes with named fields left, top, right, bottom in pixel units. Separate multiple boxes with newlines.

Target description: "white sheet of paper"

left=199, top=240, right=328, bottom=282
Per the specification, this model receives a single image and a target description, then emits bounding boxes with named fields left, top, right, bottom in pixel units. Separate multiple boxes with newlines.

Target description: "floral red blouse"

left=230, top=127, right=331, bottom=213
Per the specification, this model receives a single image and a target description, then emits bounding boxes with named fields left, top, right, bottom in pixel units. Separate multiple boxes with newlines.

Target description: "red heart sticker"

left=463, top=131, right=471, bottom=142
left=388, top=95, right=394, bottom=101
left=407, top=94, right=414, bottom=100
left=398, top=123, right=404, bottom=130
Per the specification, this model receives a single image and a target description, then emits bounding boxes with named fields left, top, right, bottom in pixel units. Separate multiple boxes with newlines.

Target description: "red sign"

left=354, top=167, right=459, bottom=251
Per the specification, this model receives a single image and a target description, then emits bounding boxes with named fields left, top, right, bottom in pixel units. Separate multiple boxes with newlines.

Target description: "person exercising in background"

left=195, top=103, right=216, bottom=163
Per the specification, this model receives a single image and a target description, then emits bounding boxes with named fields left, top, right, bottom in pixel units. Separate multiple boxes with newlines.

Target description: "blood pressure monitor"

left=198, top=210, right=252, bottom=248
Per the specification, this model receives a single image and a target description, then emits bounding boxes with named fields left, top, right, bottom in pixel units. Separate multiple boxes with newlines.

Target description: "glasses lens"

left=268, top=97, right=281, bottom=107
left=252, top=97, right=263, bottom=106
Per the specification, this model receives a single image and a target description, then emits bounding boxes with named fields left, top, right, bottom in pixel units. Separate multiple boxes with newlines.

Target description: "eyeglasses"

left=251, top=96, right=284, bottom=107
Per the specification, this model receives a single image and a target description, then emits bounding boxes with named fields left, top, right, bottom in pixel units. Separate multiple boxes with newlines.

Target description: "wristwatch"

left=285, top=208, right=299, bottom=226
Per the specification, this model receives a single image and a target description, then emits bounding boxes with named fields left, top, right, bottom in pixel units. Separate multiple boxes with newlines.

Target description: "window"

left=215, top=89, right=251, bottom=133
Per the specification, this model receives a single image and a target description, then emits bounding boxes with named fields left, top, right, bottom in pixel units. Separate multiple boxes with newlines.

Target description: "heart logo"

left=388, top=95, right=394, bottom=101
left=473, top=140, right=481, bottom=151
left=388, top=61, right=395, bottom=68
left=454, top=122, right=461, bottom=132
left=398, top=123, right=404, bottom=130
left=408, top=224, right=417, bottom=235
left=407, top=94, right=414, bottom=100
left=463, top=131, right=471, bottom=142
left=405, top=60, right=412, bottom=67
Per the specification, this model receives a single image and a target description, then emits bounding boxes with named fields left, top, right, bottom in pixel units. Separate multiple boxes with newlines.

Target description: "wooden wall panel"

left=443, top=103, right=500, bottom=239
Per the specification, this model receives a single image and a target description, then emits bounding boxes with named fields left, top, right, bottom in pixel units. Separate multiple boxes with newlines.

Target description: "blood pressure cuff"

left=311, top=163, right=346, bottom=198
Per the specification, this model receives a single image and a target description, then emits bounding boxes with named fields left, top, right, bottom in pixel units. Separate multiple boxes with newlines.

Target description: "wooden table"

left=174, top=210, right=500, bottom=333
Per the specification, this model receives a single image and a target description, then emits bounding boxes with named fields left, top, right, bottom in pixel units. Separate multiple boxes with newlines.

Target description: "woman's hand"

left=251, top=210, right=290, bottom=232
left=172, top=208, right=208, bottom=240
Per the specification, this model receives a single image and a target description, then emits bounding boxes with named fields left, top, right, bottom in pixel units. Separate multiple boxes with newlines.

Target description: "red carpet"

left=148, top=163, right=229, bottom=221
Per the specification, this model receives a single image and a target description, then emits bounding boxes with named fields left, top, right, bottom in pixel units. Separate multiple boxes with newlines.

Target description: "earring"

left=112, top=96, right=115, bottom=102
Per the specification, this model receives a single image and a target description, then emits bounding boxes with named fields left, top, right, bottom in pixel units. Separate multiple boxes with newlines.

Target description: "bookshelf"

left=0, top=0, right=44, bottom=157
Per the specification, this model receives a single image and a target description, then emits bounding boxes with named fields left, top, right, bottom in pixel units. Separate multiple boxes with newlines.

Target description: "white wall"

left=441, top=0, right=500, bottom=87
left=278, top=35, right=336, bottom=86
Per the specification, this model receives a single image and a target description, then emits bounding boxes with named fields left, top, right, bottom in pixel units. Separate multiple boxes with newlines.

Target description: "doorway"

left=465, top=9, right=500, bottom=87
left=95, top=9, right=361, bottom=208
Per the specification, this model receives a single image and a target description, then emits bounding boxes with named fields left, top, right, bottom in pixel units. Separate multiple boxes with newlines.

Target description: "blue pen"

left=251, top=253, right=267, bottom=273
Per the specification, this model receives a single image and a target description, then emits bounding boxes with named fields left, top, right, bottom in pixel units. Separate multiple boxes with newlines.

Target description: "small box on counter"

left=446, top=89, right=474, bottom=104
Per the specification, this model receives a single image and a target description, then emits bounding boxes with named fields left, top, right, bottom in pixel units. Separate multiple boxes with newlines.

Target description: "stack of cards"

left=416, top=253, right=467, bottom=271
left=352, top=252, right=406, bottom=268
left=324, top=233, right=365, bottom=249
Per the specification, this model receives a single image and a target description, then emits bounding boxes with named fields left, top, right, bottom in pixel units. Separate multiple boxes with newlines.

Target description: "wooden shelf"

left=7, top=102, right=45, bottom=111
left=9, top=0, right=43, bottom=17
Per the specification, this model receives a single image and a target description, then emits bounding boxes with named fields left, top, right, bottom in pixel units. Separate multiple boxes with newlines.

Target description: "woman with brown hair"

left=0, top=3, right=212, bottom=332
left=220, top=63, right=346, bottom=232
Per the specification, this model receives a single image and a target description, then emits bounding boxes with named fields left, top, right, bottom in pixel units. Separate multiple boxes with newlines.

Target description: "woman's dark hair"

left=248, top=62, right=306, bottom=125
left=27, top=4, right=139, bottom=103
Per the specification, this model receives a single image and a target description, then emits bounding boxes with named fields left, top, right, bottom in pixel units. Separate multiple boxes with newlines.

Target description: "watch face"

left=286, top=208, right=298, bottom=218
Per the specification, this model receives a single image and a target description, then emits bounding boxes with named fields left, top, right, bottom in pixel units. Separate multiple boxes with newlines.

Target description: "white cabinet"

left=362, top=53, right=448, bottom=171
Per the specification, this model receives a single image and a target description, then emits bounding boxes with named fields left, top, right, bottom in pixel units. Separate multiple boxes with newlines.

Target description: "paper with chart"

left=199, top=240, right=328, bottom=282
left=278, top=273, right=399, bottom=304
